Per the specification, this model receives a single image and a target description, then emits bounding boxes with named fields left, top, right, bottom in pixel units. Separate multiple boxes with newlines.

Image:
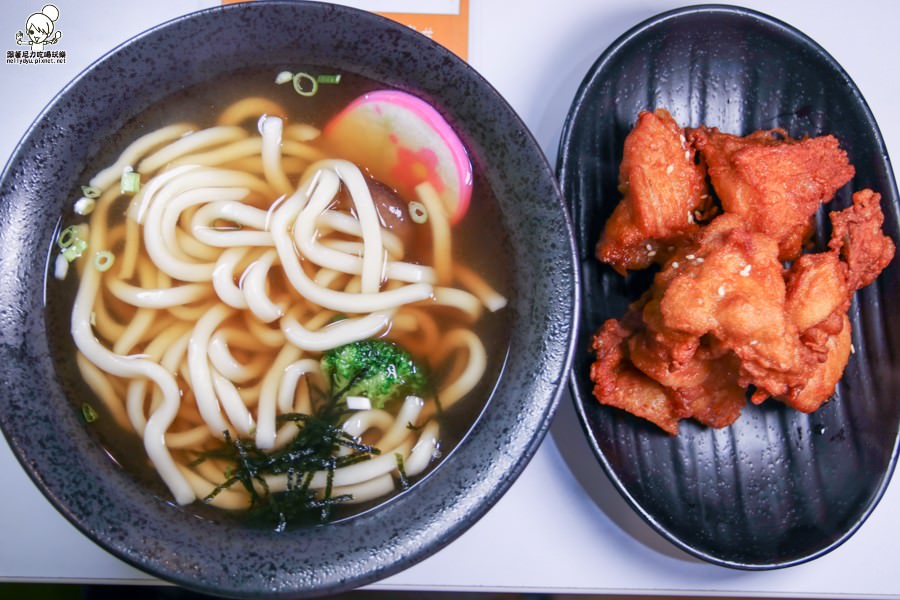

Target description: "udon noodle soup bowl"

left=0, top=1, right=576, bottom=597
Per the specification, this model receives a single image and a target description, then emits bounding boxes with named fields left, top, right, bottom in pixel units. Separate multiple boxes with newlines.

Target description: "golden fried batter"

left=590, top=318, right=682, bottom=435
left=652, top=216, right=813, bottom=399
left=688, top=126, right=855, bottom=260
left=776, top=315, right=852, bottom=413
left=674, top=351, right=745, bottom=429
left=829, top=189, right=896, bottom=291
left=774, top=190, right=896, bottom=412
left=596, top=109, right=712, bottom=274
left=784, top=252, right=849, bottom=333
left=590, top=111, right=894, bottom=434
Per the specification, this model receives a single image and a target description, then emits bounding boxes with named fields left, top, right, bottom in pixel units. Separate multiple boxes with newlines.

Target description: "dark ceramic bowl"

left=0, top=2, right=577, bottom=596
left=558, top=5, right=900, bottom=569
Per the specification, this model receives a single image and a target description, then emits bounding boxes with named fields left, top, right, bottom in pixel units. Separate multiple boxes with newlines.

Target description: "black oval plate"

left=558, top=5, right=900, bottom=569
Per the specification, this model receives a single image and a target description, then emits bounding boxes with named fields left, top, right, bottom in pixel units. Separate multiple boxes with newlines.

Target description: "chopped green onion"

left=62, top=238, right=88, bottom=262
left=74, top=197, right=96, bottom=216
left=408, top=201, right=428, bottom=224
left=57, top=225, right=80, bottom=249
left=81, top=403, right=99, bottom=423
left=81, top=185, right=101, bottom=199
left=53, top=254, right=69, bottom=280
left=292, top=72, right=318, bottom=97
left=328, top=314, right=347, bottom=324
left=93, top=250, right=115, bottom=272
left=275, top=70, right=294, bottom=85
left=281, top=72, right=340, bottom=96
left=120, top=170, right=141, bottom=194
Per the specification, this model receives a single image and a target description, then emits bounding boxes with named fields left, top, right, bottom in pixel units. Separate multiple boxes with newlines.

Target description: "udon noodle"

left=61, top=93, right=506, bottom=520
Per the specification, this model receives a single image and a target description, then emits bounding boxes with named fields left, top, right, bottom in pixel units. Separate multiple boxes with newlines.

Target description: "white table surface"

left=2, top=1, right=899, bottom=597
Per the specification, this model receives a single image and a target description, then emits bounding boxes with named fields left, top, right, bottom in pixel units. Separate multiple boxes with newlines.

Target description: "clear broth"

left=45, top=67, right=515, bottom=526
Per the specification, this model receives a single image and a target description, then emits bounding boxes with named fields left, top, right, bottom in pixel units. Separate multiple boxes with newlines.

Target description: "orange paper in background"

left=220, top=0, right=469, bottom=61
left=378, top=0, right=468, bottom=61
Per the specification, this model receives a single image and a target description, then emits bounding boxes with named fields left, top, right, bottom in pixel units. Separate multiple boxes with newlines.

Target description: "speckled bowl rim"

left=0, top=2, right=578, bottom=597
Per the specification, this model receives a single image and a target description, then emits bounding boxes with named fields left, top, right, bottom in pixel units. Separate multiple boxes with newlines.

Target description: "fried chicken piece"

left=784, top=252, right=849, bottom=332
left=674, top=351, right=746, bottom=429
left=594, top=217, right=803, bottom=433
left=589, top=111, right=894, bottom=435
left=596, top=109, right=712, bottom=274
left=775, top=189, right=895, bottom=411
left=643, top=215, right=813, bottom=399
left=591, top=303, right=746, bottom=433
left=590, top=318, right=682, bottom=435
left=595, top=195, right=892, bottom=431
left=828, top=188, right=896, bottom=291
left=776, top=315, right=852, bottom=413
left=688, top=127, right=855, bottom=260
left=784, top=191, right=894, bottom=343
left=628, top=334, right=746, bottom=429
left=629, top=296, right=699, bottom=374
left=627, top=326, right=705, bottom=391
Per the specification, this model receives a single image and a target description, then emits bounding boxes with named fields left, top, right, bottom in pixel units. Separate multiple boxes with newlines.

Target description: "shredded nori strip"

left=395, top=453, right=409, bottom=490
left=194, top=385, right=379, bottom=530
